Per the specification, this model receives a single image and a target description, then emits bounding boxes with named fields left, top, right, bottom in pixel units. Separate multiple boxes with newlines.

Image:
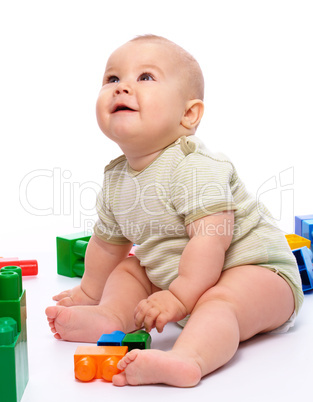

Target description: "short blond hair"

left=130, top=35, right=204, bottom=101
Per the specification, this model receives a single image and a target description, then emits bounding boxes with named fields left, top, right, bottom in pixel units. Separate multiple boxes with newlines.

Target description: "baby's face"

left=96, top=41, right=190, bottom=152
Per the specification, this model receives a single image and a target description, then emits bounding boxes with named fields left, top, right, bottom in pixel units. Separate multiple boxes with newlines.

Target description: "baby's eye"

left=106, top=76, right=119, bottom=84
left=138, top=73, right=155, bottom=82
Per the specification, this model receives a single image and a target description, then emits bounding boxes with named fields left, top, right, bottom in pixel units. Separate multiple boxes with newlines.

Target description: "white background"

left=1, top=0, right=312, bottom=253
left=0, top=1, right=312, bottom=401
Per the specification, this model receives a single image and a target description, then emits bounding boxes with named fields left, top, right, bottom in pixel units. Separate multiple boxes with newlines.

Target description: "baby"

left=46, top=35, right=304, bottom=387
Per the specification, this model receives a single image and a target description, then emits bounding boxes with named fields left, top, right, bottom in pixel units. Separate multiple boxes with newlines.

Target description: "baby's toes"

left=117, top=357, right=128, bottom=370
left=46, top=317, right=57, bottom=333
left=112, top=371, right=128, bottom=386
left=52, top=290, right=71, bottom=301
left=56, top=296, right=75, bottom=307
left=117, top=350, right=140, bottom=370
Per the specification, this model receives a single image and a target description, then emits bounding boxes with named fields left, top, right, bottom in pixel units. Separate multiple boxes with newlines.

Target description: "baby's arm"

left=53, top=234, right=132, bottom=305
left=169, top=211, right=234, bottom=313
left=81, top=235, right=133, bottom=300
left=135, top=212, right=234, bottom=332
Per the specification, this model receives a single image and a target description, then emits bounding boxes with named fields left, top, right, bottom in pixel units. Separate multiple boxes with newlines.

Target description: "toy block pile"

left=0, top=266, right=29, bottom=401
left=74, top=330, right=151, bottom=382
left=286, top=215, right=313, bottom=292
left=97, top=329, right=151, bottom=350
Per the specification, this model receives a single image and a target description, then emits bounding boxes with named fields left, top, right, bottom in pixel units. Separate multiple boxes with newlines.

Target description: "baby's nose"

left=114, top=82, right=132, bottom=95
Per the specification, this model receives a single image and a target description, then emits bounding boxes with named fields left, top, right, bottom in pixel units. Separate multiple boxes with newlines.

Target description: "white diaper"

left=268, top=312, right=296, bottom=334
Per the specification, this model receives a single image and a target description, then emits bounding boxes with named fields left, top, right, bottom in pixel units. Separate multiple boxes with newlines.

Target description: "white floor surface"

left=17, top=250, right=313, bottom=402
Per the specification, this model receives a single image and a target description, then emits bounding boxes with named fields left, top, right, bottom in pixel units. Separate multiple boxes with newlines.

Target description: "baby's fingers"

left=141, top=307, right=160, bottom=332
left=134, top=300, right=159, bottom=332
left=134, top=300, right=149, bottom=329
left=154, top=313, right=168, bottom=333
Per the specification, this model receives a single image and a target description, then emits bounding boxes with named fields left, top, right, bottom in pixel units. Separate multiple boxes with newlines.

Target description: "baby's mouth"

left=113, top=104, right=136, bottom=113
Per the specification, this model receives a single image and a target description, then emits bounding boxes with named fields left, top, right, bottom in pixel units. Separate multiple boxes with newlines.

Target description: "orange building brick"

left=74, top=345, right=128, bottom=382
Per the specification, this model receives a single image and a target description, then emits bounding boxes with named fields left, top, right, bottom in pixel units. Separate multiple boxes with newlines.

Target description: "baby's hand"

left=134, top=290, right=187, bottom=333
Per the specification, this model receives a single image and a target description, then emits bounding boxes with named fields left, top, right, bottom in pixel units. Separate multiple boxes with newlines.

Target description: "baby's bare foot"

left=113, top=349, right=201, bottom=387
left=52, top=285, right=99, bottom=307
left=45, top=304, right=124, bottom=342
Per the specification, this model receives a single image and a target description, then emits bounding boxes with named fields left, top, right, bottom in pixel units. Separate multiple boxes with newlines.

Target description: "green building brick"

left=0, top=266, right=29, bottom=402
left=122, top=330, right=152, bottom=351
left=56, top=232, right=91, bottom=277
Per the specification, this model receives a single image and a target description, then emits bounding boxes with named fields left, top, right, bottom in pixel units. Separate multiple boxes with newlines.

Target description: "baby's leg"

left=113, top=265, right=295, bottom=387
left=45, top=257, right=154, bottom=342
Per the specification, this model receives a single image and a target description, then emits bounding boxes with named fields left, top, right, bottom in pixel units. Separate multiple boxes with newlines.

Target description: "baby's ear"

left=181, top=99, right=204, bottom=130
